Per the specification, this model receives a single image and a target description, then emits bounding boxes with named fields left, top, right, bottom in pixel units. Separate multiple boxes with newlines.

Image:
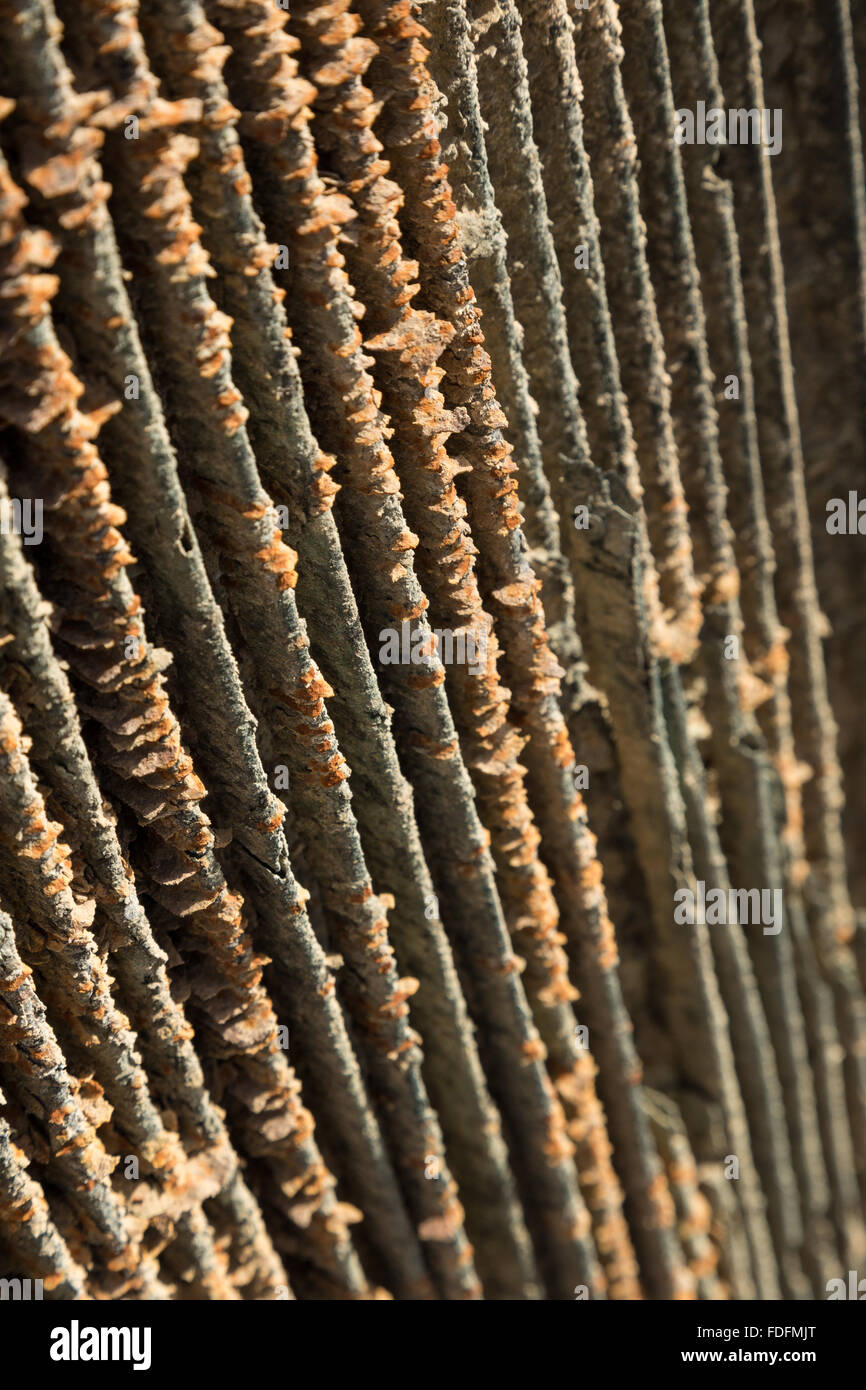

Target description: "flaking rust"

left=23, top=452, right=365, bottom=1292
left=0, top=158, right=220, bottom=1231
left=65, top=0, right=477, bottom=1300
left=0, top=694, right=192, bottom=1203
left=3, top=0, right=439, bottom=1301
left=0, top=0, right=857, bottom=1308
left=357, top=0, right=695, bottom=1298
left=288, top=0, right=641, bottom=1299
left=97, top=0, right=542, bottom=1301
left=0, top=904, right=144, bottom=1289
left=210, top=0, right=610, bottom=1304
left=0, top=1095, right=90, bottom=1297
left=0, top=120, right=365, bottom=1298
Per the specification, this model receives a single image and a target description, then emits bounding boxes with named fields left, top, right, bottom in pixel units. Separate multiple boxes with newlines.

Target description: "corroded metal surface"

left=0, top=0, right=863, bottom=1301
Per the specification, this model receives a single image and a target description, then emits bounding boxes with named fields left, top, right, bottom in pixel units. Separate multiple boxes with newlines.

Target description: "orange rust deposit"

left=0, top=0, right=861, bottom=1314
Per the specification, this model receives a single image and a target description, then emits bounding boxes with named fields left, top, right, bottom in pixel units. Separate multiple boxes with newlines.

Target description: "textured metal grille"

left=0, top=0, right=864, bottom=1301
